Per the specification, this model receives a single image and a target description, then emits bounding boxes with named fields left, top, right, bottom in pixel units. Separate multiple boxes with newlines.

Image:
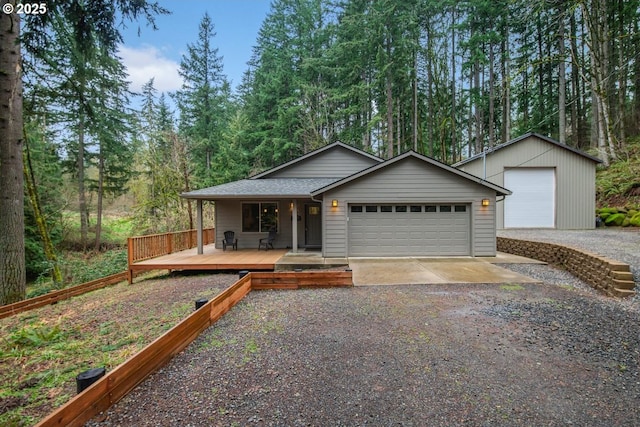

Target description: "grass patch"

left=500, top=284, right=524, bottom=291
left=0, top=274, right=230, bottom=426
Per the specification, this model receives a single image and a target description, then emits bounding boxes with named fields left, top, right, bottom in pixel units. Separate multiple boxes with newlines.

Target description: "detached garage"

left=454, top=133, right=601, bottom=230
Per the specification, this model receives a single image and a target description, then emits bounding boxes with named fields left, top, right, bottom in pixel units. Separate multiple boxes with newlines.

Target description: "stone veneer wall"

left=497, top=237, right=636, bottom=298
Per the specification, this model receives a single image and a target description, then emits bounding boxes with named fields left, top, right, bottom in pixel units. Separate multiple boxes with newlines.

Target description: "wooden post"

left=197, top=200, right=203, bottom=255
left=291, top=200, right=298, bottom=253
left=127, top=238, right=134, bottom=284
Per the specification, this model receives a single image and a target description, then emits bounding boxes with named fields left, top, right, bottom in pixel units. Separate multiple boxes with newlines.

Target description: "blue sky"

left=119, top=0, right=272, bottom=95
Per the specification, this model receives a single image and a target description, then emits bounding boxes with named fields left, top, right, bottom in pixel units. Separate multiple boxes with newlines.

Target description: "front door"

left=305, top=203, right=322, bottom=248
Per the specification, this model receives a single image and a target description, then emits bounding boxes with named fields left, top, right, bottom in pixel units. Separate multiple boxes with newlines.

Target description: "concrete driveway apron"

left=348, top=257, right=541, bottom=286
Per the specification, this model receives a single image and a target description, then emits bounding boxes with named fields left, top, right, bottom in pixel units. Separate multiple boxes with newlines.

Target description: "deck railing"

left=127, top=228, right=215, bottom=282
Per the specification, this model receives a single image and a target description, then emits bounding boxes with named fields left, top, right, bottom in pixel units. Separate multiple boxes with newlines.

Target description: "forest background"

left=1, top=0, right=640, bottom=305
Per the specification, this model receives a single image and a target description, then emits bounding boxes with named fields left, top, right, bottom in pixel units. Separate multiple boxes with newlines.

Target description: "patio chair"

left=258, top=229, right=277, bottom=250
left=222, top=230, right=238, bottom=251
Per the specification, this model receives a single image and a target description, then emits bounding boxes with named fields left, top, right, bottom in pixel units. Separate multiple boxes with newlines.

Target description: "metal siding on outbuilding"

left=456, top=134, right=598, bottom=229
left=321, top=156, right=497, bottom=258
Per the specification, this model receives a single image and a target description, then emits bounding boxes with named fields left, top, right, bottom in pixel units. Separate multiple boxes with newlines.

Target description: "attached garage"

left=311, top=151, right=511, bottom=258
left=454, top=133, right=601, bottom=230
left=504, top=168, right=555, bottom=228
left=348, top=204, right=470, bottom=256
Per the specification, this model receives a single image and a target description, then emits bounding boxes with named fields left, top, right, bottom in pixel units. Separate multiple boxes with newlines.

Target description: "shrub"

left=630, top=213, right=640, bottom=227
left=605, top=213, right=626, bottom=226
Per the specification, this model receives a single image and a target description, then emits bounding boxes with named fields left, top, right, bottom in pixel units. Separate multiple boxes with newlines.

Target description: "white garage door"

left=348, top=204, right=470, bottom=256
left=504, top=168, right=555, bottom=228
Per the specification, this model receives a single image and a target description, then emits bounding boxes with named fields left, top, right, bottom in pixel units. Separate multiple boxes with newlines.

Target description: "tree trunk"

left=94, top=151, right=105, bottom=252
left=558, top=6, right=567, bottom=145
left=616, top=0, right=626, bottom=150
left=24, top=132, right=63, bottom=287
left=569, top=10, right=579, bottom=147
left=583, top=0, right=617, bottom=164
left=474, top=57, right=482, bottom=154
left=385, top=74, right=394, bottom=159
left=0, top=5, right=25, bottom=304
left=77, top=79, right=88, bottom=250
left=501, top=25, right=511, bottom=143
left=451, top=6, right=457, bottom=160
left=488, top=39, right=495, bottom=148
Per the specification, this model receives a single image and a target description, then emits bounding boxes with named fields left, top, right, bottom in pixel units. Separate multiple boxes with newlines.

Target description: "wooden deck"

left=130, top=245, right=288, bottom=274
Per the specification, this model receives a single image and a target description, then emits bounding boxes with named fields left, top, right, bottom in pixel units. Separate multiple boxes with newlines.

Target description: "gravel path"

left=82, top=229, right=640, bottom=426
left=498, top=228, right=640, bottom=283
left=87, top=280, right=640, bottom=426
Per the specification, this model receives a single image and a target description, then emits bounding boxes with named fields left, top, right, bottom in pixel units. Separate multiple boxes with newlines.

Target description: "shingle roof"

left=311, top=151, right=511, bottom=197
left=181, top=178, right=341, bottom=200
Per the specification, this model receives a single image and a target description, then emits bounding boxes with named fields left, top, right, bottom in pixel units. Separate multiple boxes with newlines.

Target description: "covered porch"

left=182, top=179, right=337, bottom=254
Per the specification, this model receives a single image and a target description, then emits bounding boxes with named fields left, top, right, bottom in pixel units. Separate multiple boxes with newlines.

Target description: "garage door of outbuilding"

left=348, top=203, right=471, bottom=256
left=504, top=168, right=555, bottom=228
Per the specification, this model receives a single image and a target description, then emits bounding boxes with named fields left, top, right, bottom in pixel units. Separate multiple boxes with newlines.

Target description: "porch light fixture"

left=481, top=198, right=490, bottom=207
left=332, top=199, right=338, bottom=207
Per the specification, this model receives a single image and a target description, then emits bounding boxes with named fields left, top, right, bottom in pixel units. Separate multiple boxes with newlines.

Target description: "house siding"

left=321, top=157, right=497, bottom=258
left=458, top=135, right=596, bottom=229
left=264, top=146, right=380, bottom=178
left=215, top=198, right=298, bottom=250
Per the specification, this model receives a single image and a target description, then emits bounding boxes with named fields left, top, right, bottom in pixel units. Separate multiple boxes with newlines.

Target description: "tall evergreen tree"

left=0, top=3, right=25, bottom=304
left=174, top=12, right=231, bottom=187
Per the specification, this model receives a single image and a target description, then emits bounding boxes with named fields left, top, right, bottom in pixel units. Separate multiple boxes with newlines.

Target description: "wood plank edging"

left=34, top=271, right=352, bottom=427
left=0, top=272, right=128, bottom=320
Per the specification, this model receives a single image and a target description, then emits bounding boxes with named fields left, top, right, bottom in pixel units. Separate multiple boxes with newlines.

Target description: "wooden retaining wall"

left=0, top=272, right=128, bottom=320
left=497, top=237, right=636, bottom=298
left=35, top=270, right=353, bottom=427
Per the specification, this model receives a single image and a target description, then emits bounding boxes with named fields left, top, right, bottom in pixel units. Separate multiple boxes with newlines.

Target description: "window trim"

left=241, top=201, right=279, bottom=233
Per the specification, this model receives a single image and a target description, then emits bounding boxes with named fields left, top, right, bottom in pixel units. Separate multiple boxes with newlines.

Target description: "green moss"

left=630, top=213, right=640, bottom=227
left=599, top=207, right=619, bottom=214
left=605, top=213, right=626, bottom=226
left=598, top=212, right=612, bottom=220
left=622, top=217, right=631, bottom=227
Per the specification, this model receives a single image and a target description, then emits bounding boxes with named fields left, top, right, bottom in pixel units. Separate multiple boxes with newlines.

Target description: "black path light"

left=76, top=367, right=106, bottom=393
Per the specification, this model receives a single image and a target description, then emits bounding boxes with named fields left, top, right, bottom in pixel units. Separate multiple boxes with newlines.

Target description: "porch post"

left=197, top=199, right=203, bottom=255
left=291, top=199, right=298, bottom=253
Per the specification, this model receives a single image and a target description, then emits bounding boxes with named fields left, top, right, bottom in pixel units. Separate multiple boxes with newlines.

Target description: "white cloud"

left=118, top=44, right=182, bottom=94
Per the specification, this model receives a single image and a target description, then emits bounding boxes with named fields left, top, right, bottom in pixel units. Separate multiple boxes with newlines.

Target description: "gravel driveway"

left=88, top=279, right=640, bottom=426
left=84, top=229, right=640, bottom=426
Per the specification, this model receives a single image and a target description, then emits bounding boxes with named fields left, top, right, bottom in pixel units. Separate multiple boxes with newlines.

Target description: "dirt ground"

left=88, top=279, right=640, bottom=427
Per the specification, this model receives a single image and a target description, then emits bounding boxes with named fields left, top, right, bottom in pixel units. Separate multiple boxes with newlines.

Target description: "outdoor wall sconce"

left=481, top=199, right=490, bottom=207
left=332, top=199, right=338, bottom=207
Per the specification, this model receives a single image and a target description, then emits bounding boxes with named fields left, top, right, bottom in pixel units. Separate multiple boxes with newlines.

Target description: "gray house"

left=182, top=142, right=510, bottom=257
left=454, top=133, right=601, bottom=229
